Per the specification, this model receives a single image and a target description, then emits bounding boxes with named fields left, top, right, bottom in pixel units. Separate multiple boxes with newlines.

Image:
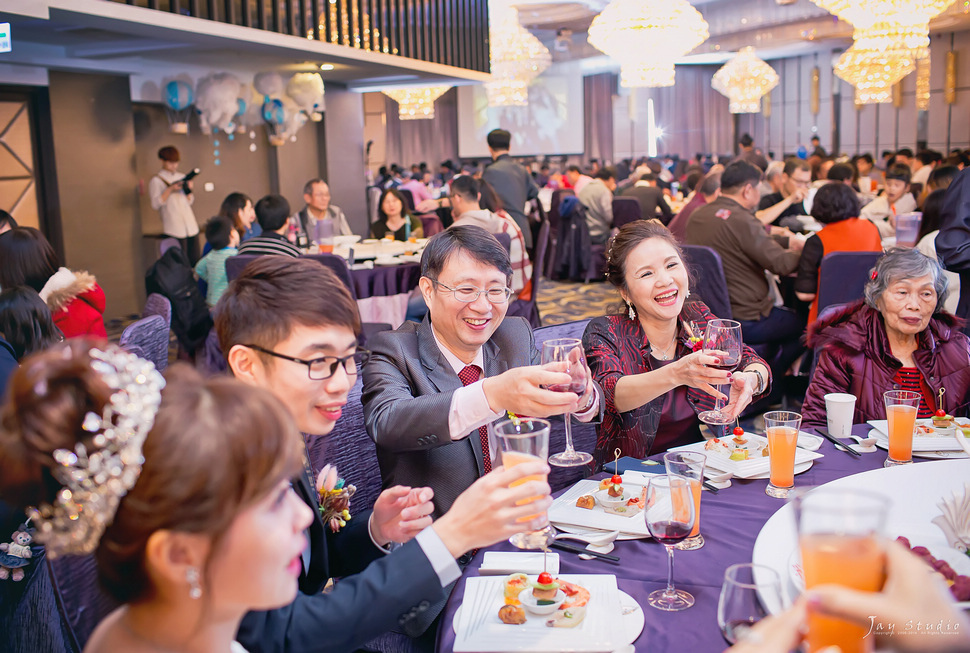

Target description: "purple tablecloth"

left=351, top=263, right=421, bottom=300
left=437, top=425, right=907, bottom=653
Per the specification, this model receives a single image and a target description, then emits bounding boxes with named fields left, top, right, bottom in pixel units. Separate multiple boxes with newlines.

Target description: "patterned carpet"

left=536, top=279, right=620, bottom=325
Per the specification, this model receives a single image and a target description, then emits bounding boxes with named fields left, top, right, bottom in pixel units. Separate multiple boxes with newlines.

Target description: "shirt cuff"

left=415, top=527, right=462, bottom=587
left=367, top=513, right=398, bottom=554
left=574, top=384, right=600, bottom=422
left=448, top=380, right=504, bottom=441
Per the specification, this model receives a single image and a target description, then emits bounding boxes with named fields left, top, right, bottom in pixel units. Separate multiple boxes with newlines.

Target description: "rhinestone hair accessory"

left=28, top=347, right=166, bottom=558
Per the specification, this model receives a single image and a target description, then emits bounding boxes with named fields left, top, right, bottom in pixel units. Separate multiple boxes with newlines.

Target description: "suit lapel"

left=293, top=449, right=327, bottom=593
left=418, top=317, right=464, bottom=394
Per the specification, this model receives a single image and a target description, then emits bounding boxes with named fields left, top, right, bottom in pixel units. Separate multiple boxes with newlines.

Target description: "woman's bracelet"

left=745, top=368, right=767, bottom=395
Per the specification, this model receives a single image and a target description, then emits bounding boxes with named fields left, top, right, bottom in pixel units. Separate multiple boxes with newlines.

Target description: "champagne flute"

left=644, top=474, right=695, bottom=611
left=698, top=319, right=742, bottom=426
left=717, top=563, right=783, bottom=644
left=541, top=338, right=594, bottom=467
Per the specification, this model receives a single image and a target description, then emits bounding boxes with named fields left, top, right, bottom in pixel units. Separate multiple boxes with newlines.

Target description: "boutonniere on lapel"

left=315, top=464, right=356, bottom=533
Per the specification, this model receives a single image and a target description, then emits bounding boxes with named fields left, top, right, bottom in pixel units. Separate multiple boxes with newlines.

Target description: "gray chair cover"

left=119, top=315, right=169, bottom=372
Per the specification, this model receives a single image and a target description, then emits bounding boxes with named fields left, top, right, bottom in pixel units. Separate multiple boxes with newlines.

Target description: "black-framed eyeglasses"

left=245, top=345, right=370, bottom=380
left=431, top=280, right=513, bottom=304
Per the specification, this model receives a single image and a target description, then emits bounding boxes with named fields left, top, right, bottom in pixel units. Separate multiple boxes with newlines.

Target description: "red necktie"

left=457, top=364, right=492, bottom=474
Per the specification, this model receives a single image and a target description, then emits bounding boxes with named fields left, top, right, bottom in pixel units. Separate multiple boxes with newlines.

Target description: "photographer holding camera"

left=150, top=145, right=201, bottom=265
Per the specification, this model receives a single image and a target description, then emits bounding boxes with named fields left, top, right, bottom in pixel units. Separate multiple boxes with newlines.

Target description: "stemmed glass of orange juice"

left=795, top=489, right=889, bottom=653
left=883, top=390, right=920, bottom=467
left=764, top=411, right=802, bottom=499
left=494, top=417, right=555, bottom=550
left=663, top=451, right=707, bottom=550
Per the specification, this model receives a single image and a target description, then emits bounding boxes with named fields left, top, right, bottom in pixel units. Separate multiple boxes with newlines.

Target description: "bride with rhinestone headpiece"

left=0, top=340, right=312, bottom=653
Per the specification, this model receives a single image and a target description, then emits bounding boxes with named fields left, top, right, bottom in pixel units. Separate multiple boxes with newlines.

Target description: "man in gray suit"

left=363, top=225, right=601, bottom=518
left=482, top=128, right=539, bottom=247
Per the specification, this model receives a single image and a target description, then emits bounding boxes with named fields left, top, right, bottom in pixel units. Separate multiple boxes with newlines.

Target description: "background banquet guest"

left=563, top=164, right=593, bottom=194
left=794, top=182, right=883, bottom=323
left=802, top=248, right=970, bottom=428
left=584, top=221, right=770, bottom=464
left=852, top=153, right=883, bottom=190
left=667, top=172, right=721, bottom=243
left=0, top=227, right=106, bottom=338
left=451, top=176, right=532, bottom=298
left=482, top=128, right=539, bottom=247
left=149, top=145, right=200, bottom=265
left=937, top=167, right=970, bottom=332
left=398, top=170, right=433, bottom=206
left=579, top=167, right=618, bottom=246
left=236, top=195, right=301, bottom=258
left=370, top=188, right=423, bottom=241
left=216, top=256, right=555, bottom=649
left=686, top=160, right=805, bottom=387
left=293, top=179, right=354, bottom=242
left=194, top=216, right=239, bottom=308
left=861, top=164, right=918, bottom=238
left=219, top=192, right=260, bottom=241
left=364, top=226, right=599, bottom=517
left=620, top=171, right=673, bottom=224
left=755, top=158, right=811, bottom=230
left=0, top=342, right=312, bottom=653
left=0, top=286, right=63, bottom=361
left=916, top=189, right=961, bottom=315
left=0, top=210, right=15, bottom=235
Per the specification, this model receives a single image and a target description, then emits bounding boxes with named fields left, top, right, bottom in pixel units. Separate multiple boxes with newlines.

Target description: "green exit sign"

left=0, top=24, right=9, bottom=53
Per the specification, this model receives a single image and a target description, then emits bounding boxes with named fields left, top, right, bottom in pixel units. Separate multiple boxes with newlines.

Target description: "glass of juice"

left=764, top=411, right=801, bottom=498
left=796, top=489, right=889, bottom=653
left=883, top=390, right=920, bottom=466
left=663, top=451, right=707, bottom=550
left=494, top=417, right=553, bottom=550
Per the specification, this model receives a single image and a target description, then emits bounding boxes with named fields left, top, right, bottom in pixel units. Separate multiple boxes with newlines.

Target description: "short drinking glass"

left=765, top=411, right=801, bottom=499
left=494, top=417, right=554, bottom=550
left=717, top=563, right=783, bottom=645
left=663, top=451, right=707, bottom=550
left=883, top=390, right=920, bottom=467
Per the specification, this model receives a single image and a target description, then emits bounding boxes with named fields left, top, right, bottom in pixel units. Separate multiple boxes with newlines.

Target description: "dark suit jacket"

left=482, top=155, right=539, bottom=247
left=236, top=456, right=445, bottom=653
left=362, top=316, right=540, bottom=518
left=620, top=185, right=673, bottom=223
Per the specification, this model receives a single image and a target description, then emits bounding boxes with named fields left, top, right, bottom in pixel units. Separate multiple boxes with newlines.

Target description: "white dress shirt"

left=149, top=169, right=200, bottom=238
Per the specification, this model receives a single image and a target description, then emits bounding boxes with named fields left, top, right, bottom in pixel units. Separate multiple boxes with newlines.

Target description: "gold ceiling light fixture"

left=916, top=52, right=931, bottom=111
left=382, top=86, right=451, bottom=120
left=711, top=47, right=780, bottom=113
left=834, top=45, right=915, bottom=104
left=484, top=1, right=552, bottom=107
left=587, top=0, right=709, bottom=87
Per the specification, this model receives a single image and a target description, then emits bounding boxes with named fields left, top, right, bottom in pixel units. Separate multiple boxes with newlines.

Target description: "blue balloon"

left=164, top=80, right=193, bottom=111
left=214, top=159, right=221, bottom=166
left=236, top=98, right=247, bottom=116
left=228, top=133, right=234, bottom=141
left=262, top=98, right=285, bottom=126
left=796, top=145, right=808, bottom=159
left=214, top=139, right=220, bottom=147
left=213, top=150, right=220, bottom=156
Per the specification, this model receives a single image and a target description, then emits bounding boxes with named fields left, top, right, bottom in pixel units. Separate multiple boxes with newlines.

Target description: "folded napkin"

left=932, top=482, right=970, bottom=554
left=479, top=551, right=560, bottom=576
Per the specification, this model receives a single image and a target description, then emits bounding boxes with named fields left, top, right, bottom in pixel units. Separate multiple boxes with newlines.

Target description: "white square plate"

left=548, top=479, right=650, bottom=537
left=453, top=574, right=620, bottom=652
left=668, top=433, right=823, bottom=479
left=867, top=419, right=969, bottom=452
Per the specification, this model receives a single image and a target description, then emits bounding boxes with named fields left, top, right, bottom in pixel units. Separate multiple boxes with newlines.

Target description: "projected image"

left=458, top=62, right=585, bottom=158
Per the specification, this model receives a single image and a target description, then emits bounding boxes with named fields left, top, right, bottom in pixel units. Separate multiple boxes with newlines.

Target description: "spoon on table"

left=849, top=434, right=878, bottom=452
left=706, top=470, right=734, bottom=489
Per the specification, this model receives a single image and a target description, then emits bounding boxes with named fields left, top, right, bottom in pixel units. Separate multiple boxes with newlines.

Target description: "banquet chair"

left=367, top=186, right=382, bottom=226
left=493, top=231, right=512, bottom=253
left=418, top=214, right=444, bottom=237
left=808, top=302, right=848, bottom=382
left=681, top=245, right=733, bottom=320
left=816, top=251, right=882, bottom=318
left=158, top=237, right=180, bottom=257
left=612, top=197, right=641, bottom=229
left=142, top=293, right=172, bottom=330
left=506, top=220, right=550, bottom=328
left=546, top=189, right=574, bottom=279
left=397, top=188, right=416, bottom=212
left=47, top=552, right=119, bottom=651
left=119, top=315, right=170, bottom=372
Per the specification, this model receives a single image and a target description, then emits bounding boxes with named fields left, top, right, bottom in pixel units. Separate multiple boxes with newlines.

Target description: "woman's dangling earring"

left=685, top=288, right=691, bottom=300
left=186, top=567, right=202, bottom=600
left=628, top=302, right=636, bottom=321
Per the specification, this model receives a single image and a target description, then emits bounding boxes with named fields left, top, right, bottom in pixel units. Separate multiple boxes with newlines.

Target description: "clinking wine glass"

left=541, top=338, right=594, bottom=467
left=663, top=451, right=707, bottom=550
left=644, top=474, right=696, bottom=611
left=717, top=563, right=783, bottom=645
left=698, top=319, right=743, bottom=426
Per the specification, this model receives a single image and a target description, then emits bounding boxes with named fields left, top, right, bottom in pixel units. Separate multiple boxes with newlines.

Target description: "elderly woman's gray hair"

left=864, top=247, right=949, bottom=313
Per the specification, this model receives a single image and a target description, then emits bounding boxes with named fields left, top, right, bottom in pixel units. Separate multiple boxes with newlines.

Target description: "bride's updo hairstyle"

left=0, top=339, right=303, bottom=603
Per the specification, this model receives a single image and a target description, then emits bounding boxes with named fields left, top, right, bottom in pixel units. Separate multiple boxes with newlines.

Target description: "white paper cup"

left=824, top=393, right=856, bottom=438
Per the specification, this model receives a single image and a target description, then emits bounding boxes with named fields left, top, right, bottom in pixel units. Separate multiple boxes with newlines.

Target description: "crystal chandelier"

left=587, top=0, right=709, bottom=88
left=382, top=86, right=451, bottom=120
left=835, top=45, right=915, bottom=103
left=485, top=2, right=552, bottom=107
left=711, top=47, right=780, bottom=113
left=916, top=52, right=931, bottom=110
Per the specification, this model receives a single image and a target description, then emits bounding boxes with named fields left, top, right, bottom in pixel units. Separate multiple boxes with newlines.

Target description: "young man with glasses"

left=756, top=158, right=812, bottom=232
left=363, top=225, right=602, bottom=520
left=217, top=256, right=554, bottom=652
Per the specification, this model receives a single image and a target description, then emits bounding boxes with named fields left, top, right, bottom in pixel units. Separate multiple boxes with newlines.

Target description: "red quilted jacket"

left=40, top=268, right=108, bottom=339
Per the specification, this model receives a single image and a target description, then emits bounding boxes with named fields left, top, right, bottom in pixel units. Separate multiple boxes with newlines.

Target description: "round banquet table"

left=435, top=425, right=966, bottom=653
left=350, top=263, right=421, bottom=328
